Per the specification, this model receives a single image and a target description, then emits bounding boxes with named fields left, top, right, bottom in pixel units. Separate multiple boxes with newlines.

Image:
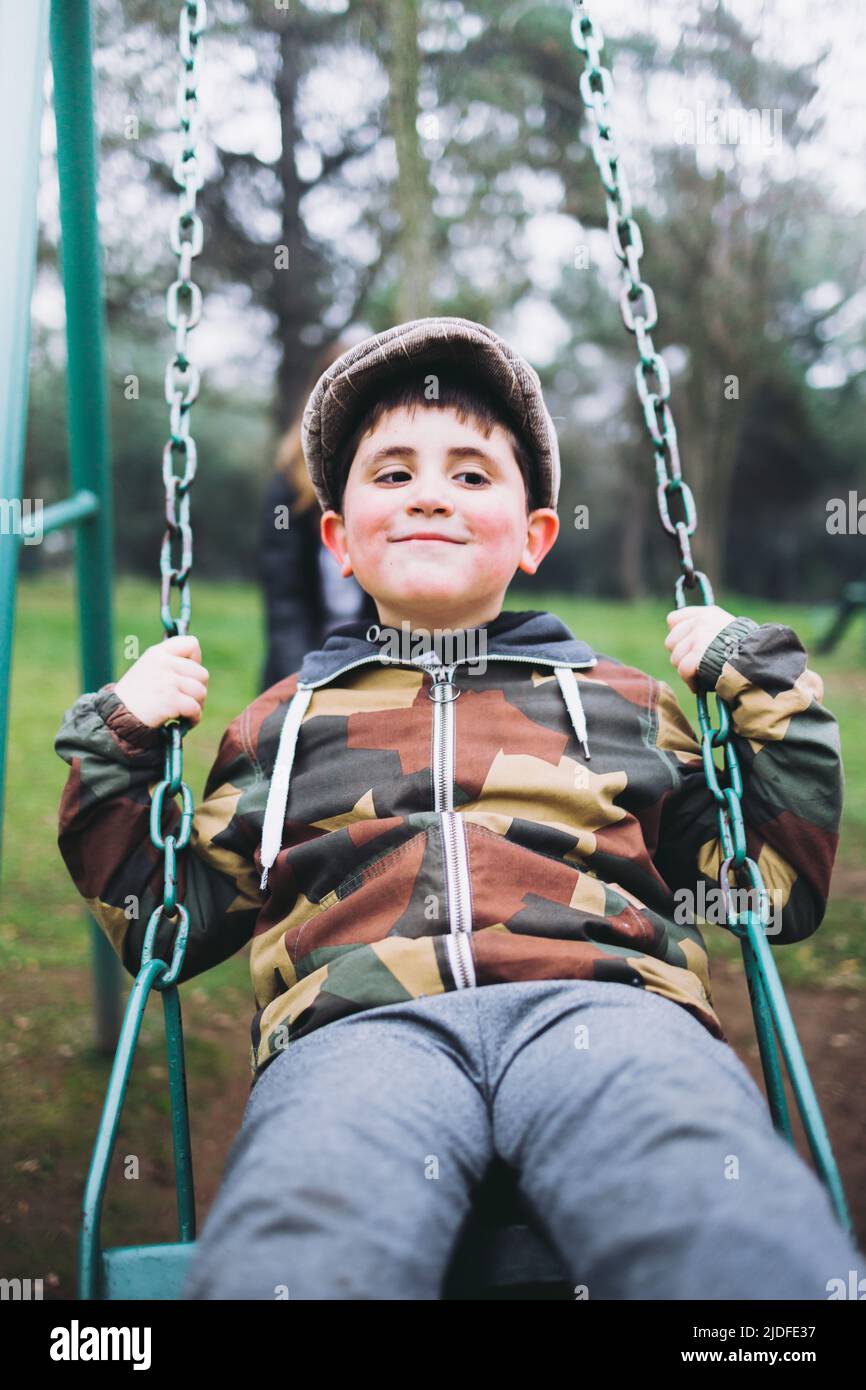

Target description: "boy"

left=55, top=316, right=863, bottom=1300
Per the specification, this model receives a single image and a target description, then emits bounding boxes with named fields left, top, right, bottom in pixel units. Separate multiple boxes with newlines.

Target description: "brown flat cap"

left=300, top=316, right=561, bottom=512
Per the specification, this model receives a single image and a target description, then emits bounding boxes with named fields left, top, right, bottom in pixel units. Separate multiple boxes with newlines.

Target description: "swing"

left=75, top=0, right=852, bottom=1301
left=817, top=578, right=866, bottom=656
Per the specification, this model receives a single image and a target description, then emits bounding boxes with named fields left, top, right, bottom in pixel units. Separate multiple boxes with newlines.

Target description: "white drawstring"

left=259, top=685, right=313, bottom=892
left=554, top=666, right=591, bottom=761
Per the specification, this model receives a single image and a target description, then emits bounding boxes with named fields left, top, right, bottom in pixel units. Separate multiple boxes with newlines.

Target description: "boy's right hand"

left=112, top=635, right=210, bottom=729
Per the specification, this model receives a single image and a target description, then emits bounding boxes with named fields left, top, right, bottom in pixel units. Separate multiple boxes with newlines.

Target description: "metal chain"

left=142, top=1, right=208, bottom=988
left=570, top=0, right=770, bottom=936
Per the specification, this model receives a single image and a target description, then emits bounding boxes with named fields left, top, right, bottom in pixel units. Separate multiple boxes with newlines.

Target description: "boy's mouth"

left=392, top=533, right=467, bottom=543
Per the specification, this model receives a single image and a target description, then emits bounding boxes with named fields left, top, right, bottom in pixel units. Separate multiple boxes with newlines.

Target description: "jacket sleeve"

left=652, top=618, right=843, bottom=944
left=54, top=683, right=266, bottom=983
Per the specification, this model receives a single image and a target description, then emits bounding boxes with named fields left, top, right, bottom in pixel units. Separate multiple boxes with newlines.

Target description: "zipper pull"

left=426, top=660, right=461, bottom=703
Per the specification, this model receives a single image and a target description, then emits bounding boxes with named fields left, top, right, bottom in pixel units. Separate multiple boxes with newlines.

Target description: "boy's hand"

left=112, top=635, right=210, bottom=729
left=664, top=605, right=736, bottom=693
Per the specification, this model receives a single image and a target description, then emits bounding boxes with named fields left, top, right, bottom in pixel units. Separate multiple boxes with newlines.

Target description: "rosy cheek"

left=473, top=515, right=523, bottom=554
left=344, top=499, right=388, bottom=554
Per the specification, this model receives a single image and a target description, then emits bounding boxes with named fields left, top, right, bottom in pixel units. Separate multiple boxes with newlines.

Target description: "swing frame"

left=4, top=0, right=852, bottom=1301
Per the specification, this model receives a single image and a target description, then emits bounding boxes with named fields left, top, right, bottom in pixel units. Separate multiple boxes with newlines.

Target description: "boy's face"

left=320, top=404, right=559, bottom=632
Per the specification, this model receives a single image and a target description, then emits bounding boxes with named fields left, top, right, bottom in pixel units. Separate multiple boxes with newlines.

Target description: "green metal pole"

left=50, top=0, right=119, bottom=1053
left=0, top=1, right=51, bottom=879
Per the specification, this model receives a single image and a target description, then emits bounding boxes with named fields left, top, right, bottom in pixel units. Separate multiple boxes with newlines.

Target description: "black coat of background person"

left=258, top=337, right=378, bottom=696
left=258, top=468, right=377, bottom=694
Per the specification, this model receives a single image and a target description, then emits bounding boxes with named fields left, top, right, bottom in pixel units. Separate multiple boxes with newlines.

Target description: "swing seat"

left=442, top=1155, right=571, bottom=1299
left=98, top=1242, right=195, bottom=1301
left=92, top=1157, right=570, bottom=1300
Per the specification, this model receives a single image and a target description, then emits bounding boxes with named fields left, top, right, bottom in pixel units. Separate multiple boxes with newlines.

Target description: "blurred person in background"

left=258, top=339, right=377, bottom=693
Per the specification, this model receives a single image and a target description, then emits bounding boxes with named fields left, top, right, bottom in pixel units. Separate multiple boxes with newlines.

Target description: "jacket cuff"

left=92, top=684, right=166, bottom=758
left=697, top=617, right=761, bottom=691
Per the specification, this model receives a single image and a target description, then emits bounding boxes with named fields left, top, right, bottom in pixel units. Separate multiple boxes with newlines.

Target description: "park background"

left=3, top=0, right=866, bottom=1297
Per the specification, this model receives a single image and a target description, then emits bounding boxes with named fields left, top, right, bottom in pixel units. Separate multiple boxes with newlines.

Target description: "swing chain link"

left=161, top=0, right=207, bottom=635
left=571, top=1, right=768, bottom=937
left=144, top=1, right=208, bottom=989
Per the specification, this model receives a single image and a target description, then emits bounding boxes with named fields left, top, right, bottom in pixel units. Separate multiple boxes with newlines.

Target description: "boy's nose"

left=407, top=493, right=453, bottom=515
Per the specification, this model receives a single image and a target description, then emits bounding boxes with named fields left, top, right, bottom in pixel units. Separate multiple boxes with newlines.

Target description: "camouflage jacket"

left=54, top=608, right=842, bottom=1083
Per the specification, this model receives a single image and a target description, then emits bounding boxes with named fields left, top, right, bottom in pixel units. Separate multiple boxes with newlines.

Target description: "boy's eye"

left=376, top=468, right=412, bottom=483
left=375, top=464, right=492, bottom=486
left=456, top=469, right=489, bottom=486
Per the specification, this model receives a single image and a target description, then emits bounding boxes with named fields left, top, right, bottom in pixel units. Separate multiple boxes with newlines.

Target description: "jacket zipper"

left=298, top=653, right=596, bottom=986
left=426, top=659, right=476, bottom=989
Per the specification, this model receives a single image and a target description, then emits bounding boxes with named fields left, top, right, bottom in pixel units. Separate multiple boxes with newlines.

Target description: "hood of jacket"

left=293, top=609, right=597, bottom=688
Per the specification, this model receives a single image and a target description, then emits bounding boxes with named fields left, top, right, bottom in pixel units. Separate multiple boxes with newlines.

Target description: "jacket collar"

left=295, top=609, right=597, bottom=688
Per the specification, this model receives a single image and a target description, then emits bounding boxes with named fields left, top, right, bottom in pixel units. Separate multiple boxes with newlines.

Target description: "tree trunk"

left=273, top=20, right=326, bottom=428
left=383, top=0, right=435, bottom=322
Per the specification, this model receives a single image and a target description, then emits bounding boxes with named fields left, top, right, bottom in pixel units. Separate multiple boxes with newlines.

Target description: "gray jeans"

left=180, top=979, right=863, bottom=1300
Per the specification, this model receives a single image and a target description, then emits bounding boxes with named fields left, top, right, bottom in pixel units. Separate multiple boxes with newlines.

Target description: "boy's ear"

left=321, top=510, right=353, bottom=577
left=518, top=508, right=559, bottom=575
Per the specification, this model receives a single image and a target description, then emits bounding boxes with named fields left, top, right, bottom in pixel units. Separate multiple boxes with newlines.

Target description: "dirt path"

left=709, top=959, right=865, bottom=1242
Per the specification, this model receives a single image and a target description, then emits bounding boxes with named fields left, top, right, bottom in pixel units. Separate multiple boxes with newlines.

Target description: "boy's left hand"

left=665, top=604, right=737, bottom=693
